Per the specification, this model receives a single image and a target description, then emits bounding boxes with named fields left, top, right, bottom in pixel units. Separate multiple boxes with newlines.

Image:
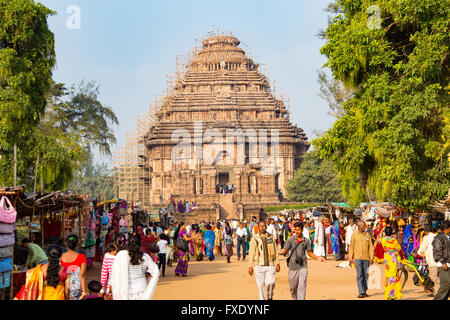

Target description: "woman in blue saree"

left=330, top=220, right=341, bottom=261
left=203, top=224, right=216, bottom=261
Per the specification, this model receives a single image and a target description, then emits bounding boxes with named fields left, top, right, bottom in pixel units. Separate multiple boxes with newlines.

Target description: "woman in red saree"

left=373, top=223, right=384, bottom=264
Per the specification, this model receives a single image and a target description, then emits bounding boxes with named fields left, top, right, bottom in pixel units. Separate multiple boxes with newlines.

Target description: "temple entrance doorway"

left=218, top=173, right=230, bottom=185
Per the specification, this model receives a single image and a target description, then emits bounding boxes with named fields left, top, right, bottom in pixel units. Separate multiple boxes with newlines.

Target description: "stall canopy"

left=0, top=185, right=92, bottom=219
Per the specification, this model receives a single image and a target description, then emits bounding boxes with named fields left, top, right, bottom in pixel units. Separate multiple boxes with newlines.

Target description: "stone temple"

left=141, top=34, right=309, bottom=223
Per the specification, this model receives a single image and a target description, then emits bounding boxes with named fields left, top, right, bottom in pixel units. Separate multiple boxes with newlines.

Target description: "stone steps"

left=218, top=194, right=235, bottom=220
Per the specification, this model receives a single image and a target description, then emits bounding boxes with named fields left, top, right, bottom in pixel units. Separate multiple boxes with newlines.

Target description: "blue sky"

left=38, top=0, right=335, bottom=167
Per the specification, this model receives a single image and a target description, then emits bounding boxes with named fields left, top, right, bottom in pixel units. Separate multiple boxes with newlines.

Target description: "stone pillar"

left=215, top=204, right=221, bottom=221
left=238, top=203, right=244, bottom=221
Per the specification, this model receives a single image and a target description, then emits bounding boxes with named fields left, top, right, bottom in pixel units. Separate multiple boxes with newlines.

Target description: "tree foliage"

left=313, top=0, right=449, bottom=210
left=317, top=69, right=354, bottom=118
left=0, top=0, right=55, bottom=186
left=44, top=81, right=118, bottom=156
left=286, top=150, right=344, bottom=203
left=67, top=154, right=114, bottom=200
left=0, top=1, right=118, bottom=192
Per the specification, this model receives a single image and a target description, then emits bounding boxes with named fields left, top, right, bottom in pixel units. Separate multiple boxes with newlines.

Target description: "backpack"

left=67, top=266, right=82, bottom=300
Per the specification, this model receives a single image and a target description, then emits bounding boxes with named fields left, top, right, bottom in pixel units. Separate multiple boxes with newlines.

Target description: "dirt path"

left=87, top=247, right=433, bottom=300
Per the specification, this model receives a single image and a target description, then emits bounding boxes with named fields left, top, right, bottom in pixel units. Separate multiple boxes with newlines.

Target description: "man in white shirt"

left=231, top=220, right=238, bottom=234
left=345, top=219, right=357, bottom=252
left=418, top=224, right=439, bottom=296
left=314, top=217, right=326, bottom=258
left=266, top=218, right=276, bottom=237
left=236, top=222, right=248, bottom=261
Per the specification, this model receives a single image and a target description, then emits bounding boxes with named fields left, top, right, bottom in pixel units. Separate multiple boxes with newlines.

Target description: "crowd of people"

left=216, top=184, right=236, bottom=194
left=13, top=213, right=449, bottom=301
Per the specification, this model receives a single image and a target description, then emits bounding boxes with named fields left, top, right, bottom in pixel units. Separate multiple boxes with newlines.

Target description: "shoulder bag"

left=0, top=196, right=17, bottom=224
left=0, top=222, right=16, bottom=234
left=176, top=237, right=189, bottom=252
left=0, top=233, right=14, bottom=248
left=0, top=245, right=13, bottom=258
left=286, top=239, right=303, bottom=267
left=0, top=271, right=10, bottom=289
left=0, top=257, right=13, bottom=273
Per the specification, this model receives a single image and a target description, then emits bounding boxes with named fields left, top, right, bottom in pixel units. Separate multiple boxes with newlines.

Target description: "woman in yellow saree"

left=15, top=245, right=67, bottom=300
left=381, top=227, right=404, bottom=300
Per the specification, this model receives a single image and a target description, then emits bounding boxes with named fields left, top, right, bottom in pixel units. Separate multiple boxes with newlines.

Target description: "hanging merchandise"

left=0, top=196, right=17, bottom=224
left=87, top=212, right=96, bottom=232
left=119, top=216, right=128, bottom=234
left=72, top=217, right=80, bottom=236
left=119, top=200, right=128, bottom=216
left=112, top=206, right=119, bottom=233
left=29, top=221, right=41, bottom=233
left=101, top=212, right=109, bottom=225
left=0, top=270, right=10, bottom=289
left=84, top=230, right=95, bottom=247
left=0, top=233, right=14, bottom=248
left=43, top=216, right=61, bottom=240
left=0, top=257, right=13, bottom=273
left=0, top=222, right=16, bottom=234
left=0, top=246, right=13, bottom=258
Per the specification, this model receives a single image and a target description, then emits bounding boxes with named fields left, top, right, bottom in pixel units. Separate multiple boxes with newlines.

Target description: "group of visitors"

left=246, top=214, right=449, bottom=301
left=176, top=200, right=198, bottom=214
left=14, top=212, right=449, bottom=301
left=347, top=219, right=450, bottom=301
left=216, top=184, right=236, bottom=194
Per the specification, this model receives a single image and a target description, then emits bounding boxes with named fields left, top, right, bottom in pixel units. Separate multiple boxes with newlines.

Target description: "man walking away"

left=432, top=220, right=450, bottom=300
left=417, top=224, right=439, bottom=297
left=348, top=221, right=374, bottom=298
left=236, top=222, right=248, bottom=261
left=280, top=222, right=325, bottom=300
left=157, top=234, right=168, bottom=277
left=248, top=221, right=280, bottom=300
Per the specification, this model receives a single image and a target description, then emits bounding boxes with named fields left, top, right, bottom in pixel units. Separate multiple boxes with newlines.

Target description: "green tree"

left=317, top=69, right=354, bottom=118
left=44, top=81, right=119, bottom=156
left=286, top=150, right=344, bottom=203
left=313, top=0, right=449, bottom=210
left=67, top=154, right=114, bottom=199
left=0, top=0, right=55, bottom=186
left=31, top=81, right=118, bottom=190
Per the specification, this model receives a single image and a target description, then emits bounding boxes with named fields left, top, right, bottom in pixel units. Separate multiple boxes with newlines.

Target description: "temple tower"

left=142, top=34, right=309, bottom=222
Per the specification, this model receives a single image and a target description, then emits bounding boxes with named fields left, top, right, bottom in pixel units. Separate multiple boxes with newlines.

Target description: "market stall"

left=0, top=186, right=94, bottom=300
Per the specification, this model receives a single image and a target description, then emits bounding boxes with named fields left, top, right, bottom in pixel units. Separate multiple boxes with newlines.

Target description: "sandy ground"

left=87, top=243, right=433, bottom=300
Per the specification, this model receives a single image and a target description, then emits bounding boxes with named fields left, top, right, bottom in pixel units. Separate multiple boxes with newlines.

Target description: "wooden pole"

left=40, top=207, right=44, bottom=249
left=33, top=155, right=39, bottom=194
left=10, top=229, right=15, bottom=300
left=78, top=202, right=81, bottom=243
left=13, top=143, right=17, bottom=186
